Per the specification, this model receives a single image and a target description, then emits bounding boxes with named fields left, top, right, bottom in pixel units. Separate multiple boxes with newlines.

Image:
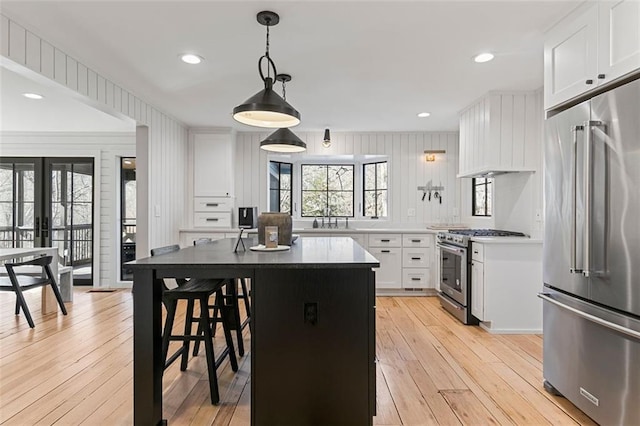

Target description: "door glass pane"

left=0, top=161, right=36, bottom=248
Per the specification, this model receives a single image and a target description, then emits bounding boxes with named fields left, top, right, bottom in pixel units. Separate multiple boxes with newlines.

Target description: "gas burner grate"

left=448, top=229, right=526, bottom=237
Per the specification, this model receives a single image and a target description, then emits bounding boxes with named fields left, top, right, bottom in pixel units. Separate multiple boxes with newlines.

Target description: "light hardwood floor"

left=0, top=288, right=596, bottom=425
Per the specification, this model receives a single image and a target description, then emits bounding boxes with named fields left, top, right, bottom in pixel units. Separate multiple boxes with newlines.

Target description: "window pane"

left=73, top=170, right=93, bottom=202
left=280, top=172, right=291, bottom=190
left=364, top=191, right=376, bottom=216
left=269, top=162, right=280, bottom=190
left=474, top=186, right=486, bottom=215
left=280, top=192, right=291, bottom=214
left=486, top=182, right=493, bottom=216
left=302, top=165, right=327, bottom=191
left=269, top=189, right=279, bottom=212
left=328, top=166, right=353, bottom=191
left=302, top=191, right=326, bottom=217
left=364, top=164, right=376, bottom=190
left=329, top=192, right=353, bottom=217
left=72, top=203, right=92, bottom=225
left=377, top=189, right=388, bottom=217
left=475, top=177, right=486, bottom=186
left=376, top=163, right=388, bottom=190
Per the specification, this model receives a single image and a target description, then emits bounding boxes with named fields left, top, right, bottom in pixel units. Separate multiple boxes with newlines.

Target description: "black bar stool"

left=151, top=244, right=238, bottom=405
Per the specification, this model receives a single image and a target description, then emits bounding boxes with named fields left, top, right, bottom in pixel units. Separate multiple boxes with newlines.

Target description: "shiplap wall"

left=0, top=132, right=135, bottom=287
left=1, top=13, right=188, bottom=265
left=234, top=132, right=461, bottom=225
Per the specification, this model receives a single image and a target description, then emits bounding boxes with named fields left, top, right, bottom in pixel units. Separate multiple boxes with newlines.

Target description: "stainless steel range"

left=436, top=229, right=526, bottom=324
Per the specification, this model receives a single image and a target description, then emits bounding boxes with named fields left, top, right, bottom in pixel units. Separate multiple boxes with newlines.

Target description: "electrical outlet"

left=408, top=208, right=416, bottom=217
left=535, top=209, right=542, bottom=222
left=304, top=302, right=318, bottom=325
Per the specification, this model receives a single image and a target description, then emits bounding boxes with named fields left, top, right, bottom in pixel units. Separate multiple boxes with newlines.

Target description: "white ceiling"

left=0, top=1, right=581, bottom=133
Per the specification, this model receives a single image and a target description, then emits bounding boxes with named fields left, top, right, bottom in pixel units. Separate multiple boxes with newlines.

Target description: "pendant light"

left=260, top=74, right=307, bottom=153
left=322, top=128, right=331, bottom=148
left=233, top=11, right=301, bottom=128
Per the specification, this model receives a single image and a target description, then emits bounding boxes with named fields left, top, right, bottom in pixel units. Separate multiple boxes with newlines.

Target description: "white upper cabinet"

left=544, top=1, right=640, bottom=110
left=458, top=92, right=539, bottom=178
left=192, top=132, right=234, bottom=197
left=598, top=0, right=640, bottom=84
left=544, top=5, right=598, bottom=110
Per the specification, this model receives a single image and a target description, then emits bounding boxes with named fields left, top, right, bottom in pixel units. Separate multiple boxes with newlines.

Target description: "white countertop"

left=180, top=227, right=440, bottom=234
left=470, top=236, right=542, bottom=244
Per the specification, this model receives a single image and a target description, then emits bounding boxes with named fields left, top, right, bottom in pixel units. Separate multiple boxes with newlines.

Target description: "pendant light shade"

left=233, top=77, right=300, bottom=128
left=322, top=128, right=331, bottom=148
left=260, top=128, right=307, bottom=153
left=233, top=11, right=301, bottom=129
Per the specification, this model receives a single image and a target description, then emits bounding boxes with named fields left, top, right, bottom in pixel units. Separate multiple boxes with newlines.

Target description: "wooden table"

left=127, top=236, right=379, bottom=425
left=0, top=247, right=60, bottom=314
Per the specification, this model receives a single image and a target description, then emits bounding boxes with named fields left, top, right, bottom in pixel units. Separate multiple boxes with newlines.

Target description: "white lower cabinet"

left=471, top=259, right=485, bottom=320
left=367, top=234, right=402, bottom=289
left=368, top=246, right=402, bottom=289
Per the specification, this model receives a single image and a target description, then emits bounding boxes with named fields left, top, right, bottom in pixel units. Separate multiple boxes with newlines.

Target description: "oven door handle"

left=437, top=243, right=466, bottom=256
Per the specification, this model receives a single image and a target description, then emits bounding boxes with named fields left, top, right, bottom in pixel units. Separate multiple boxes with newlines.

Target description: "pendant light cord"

left=258, top=20, right=277, bottom=83
left=265, top=23, right=271, bottom=79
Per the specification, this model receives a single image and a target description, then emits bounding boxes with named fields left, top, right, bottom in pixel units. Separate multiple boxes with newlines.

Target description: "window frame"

left=362, top=161, right=388, bottom=218
left=300, top=163, right=355, bottom=218
left=471, top=177, right=492, bottom=217
left=268, top=160, right=293, bottom=214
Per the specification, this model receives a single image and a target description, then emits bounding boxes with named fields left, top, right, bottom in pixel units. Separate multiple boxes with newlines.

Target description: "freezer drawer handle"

left=538, top=293, right=640, bottom=340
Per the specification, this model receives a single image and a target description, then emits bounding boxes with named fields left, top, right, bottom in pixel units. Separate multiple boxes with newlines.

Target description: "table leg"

left=133, top=269, right=164, bottom=425
left=41, top=248, right=59, bottom=314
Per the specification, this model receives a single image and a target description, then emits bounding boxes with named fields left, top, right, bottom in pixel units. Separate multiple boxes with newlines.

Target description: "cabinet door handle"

left=473, top=250, right=479, bottom=254
left=381, top=250, right=390, bottom=253
left=381, top=239, right=390, bottom=242
left=205, top=203, right=219, bottom=207
left=206, top=218, right=219, bottom=222
left=411, top=257, right=421, bottom=260
left=585, top=79, right=594, bottom=85
left=411, top=277, right=421, bottom=281
left=443, top=278, right=449, bottom=282
left=443, top=256, right=449, bottom=261
left=597, top=73, right=605, bottom=79
left=411, top=239, right=421, bottom=243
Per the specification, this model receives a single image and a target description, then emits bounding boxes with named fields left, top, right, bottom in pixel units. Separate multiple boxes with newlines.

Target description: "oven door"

left=438, top=242, right=468, bottom=306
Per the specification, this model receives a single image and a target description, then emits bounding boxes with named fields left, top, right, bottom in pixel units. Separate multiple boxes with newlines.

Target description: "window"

left=363, top=162, right=388, bottom=218
left=472, top=178, right=492, bottom=216
left=121, top=158, right=136, bottom=281
left=269, top=161, right=292, bottom=214
left=301, top=164, right=354, bottom=217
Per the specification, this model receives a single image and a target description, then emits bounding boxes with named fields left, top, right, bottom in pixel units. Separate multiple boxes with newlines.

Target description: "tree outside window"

left=301, top=165, right=354, bottom=217
left=363, top=162, right=388, bottom=218
left=269, top=161, right=292, bottom=214
left=472, top=178, right=492, bottom=216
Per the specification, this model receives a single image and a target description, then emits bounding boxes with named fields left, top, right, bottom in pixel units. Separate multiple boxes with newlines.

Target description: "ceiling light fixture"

left=233, top=11, right=300, bottom=128
left=417, top=112, right=431, bottom=118
left=474, top=52, right=494, bottom=63
left=23, top=93, right=44, bottom=100
left=323, top=128, right=331, bottom=148
left=180, top=53, right=203, bottom=64
left=260, top=74, right=306, bottom=153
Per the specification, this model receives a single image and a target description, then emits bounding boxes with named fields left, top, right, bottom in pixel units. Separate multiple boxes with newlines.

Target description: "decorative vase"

left=257, top=212, right=292, bottom=246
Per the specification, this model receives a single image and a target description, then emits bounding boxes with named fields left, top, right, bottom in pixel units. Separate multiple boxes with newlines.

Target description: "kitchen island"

left=127, top=236, right=379, bottom=425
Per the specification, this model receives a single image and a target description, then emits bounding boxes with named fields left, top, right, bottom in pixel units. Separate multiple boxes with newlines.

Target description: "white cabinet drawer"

left=194, top=212, right=231, bottom=228
left=471, top=242, right=484, bottom=262
left=402, top=234, right=432, bottom=248
left=402, top=247, right=431, bottom=268
left=194, top=197, right=233, bottom=212
left=368, top=234, right=402, bottom=247
left=402, top=269, right=431, bottom=289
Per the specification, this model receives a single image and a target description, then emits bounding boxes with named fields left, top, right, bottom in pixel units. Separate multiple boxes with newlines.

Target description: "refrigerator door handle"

left=570, top=125, right=584, bottom=274
left=582, top=120, right=603, bottom=278
left=538, top=293, right=640, bottom=340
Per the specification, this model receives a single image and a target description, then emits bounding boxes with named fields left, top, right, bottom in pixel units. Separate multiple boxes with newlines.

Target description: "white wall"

left=1, top=13, right=189, bottom=261
left=0, top=132, right=135, bottom=287
left=234, top=131, right=461, bottom=226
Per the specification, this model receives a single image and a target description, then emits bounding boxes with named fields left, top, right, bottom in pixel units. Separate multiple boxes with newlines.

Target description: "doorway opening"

left=120, top=157, right=136, bottom=281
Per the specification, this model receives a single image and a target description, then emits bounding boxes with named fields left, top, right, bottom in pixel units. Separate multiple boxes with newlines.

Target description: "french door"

left=0, top=157, right=94, bottom=285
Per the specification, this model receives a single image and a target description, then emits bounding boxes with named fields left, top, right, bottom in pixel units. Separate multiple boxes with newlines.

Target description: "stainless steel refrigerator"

left=542, top=77, right=640, bottom=424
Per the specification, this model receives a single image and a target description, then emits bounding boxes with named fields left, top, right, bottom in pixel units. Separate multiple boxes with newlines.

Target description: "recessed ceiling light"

left=180, top=53, right=203, bottom=65
left=23, top=93, right=44, bottom=100
left=417, top=112, right=431, bottom=118
left=474, top=53, right=494, bottom=63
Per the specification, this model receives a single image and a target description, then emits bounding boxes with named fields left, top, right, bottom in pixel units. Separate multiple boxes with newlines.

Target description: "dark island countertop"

left=127, top=236, right=380, bottom=270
